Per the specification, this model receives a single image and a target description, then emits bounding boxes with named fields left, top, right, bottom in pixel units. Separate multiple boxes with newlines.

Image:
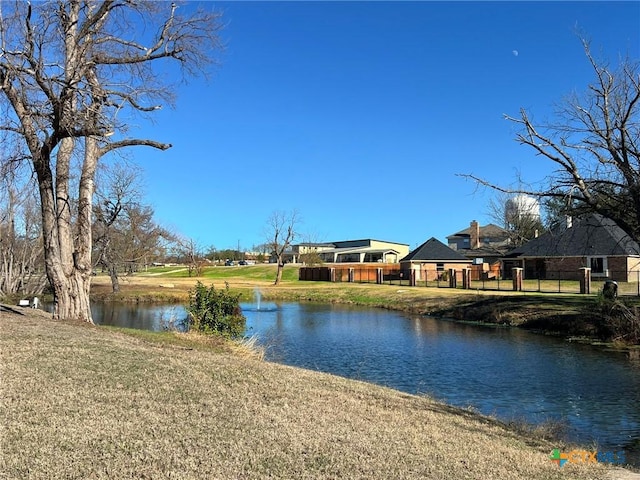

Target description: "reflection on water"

left=92, top=303, right=188, bottom=332
left=91, top=301, right=640, bottom=465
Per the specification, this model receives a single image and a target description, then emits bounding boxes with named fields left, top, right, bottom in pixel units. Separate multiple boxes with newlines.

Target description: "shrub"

left=186, top=281, right=246, bottom=338
left=593, top=294, right=640, bottom=344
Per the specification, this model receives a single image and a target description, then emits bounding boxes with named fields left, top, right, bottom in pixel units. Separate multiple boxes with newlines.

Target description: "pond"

left=90, top=300, right=640, bottom=465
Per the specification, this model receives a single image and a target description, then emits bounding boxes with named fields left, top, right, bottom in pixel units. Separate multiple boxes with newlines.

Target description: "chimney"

left=470, top=220, right=480, bottom=249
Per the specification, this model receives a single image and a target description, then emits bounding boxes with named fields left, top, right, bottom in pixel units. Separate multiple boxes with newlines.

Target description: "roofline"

left=401, top=259, right=472, bottom=263
left=447, top=223, right=510, bottom=238
left=329, top=238, right=409, bottom=247
left=511, top=254, right=640, bottom=259
left=319, top=247, right=401, bottom=255
left=295, top=239, right=409, bottom=247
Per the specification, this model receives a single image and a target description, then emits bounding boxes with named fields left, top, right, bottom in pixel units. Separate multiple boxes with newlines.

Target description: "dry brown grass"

left=1, top=308, right=632, bottom=479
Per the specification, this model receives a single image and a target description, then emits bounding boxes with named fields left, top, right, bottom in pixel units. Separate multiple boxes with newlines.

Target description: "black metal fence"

left=301, top=266, right=640, bottom=296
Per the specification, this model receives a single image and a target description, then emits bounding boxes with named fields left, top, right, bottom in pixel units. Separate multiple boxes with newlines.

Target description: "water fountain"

left=254, top=288, right=262, bottom=311
left=243, top=288, right=276, bottom=312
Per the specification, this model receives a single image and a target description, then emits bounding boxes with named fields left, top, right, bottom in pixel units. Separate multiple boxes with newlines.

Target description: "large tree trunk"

left=50, top=271, right=92, bottom=321
left=39, top=200, right=94, bottom=322
left=41, top=4, right=94, bottom=323
left=36, top=138, right=96, bottom=323
left=274, top=260, right=284, bottom=285
left=108, top=263, right=120, bottom=294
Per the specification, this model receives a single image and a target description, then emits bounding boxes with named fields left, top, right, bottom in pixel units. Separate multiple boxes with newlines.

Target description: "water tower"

left=505, top=194, right=540, bottom=224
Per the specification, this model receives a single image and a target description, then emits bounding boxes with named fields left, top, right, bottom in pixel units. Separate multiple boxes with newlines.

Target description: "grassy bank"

left=1, top=307, right=633, bottom=479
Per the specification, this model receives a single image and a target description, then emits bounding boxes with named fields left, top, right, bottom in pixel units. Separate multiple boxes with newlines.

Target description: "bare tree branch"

left=0, top=0, right=224, bottom=321
left=460, top=37, right=640, bottom=241
left=265, top=210, right=301, bottom=285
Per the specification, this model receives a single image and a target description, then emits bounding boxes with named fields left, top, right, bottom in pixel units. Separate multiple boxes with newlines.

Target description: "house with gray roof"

left=447, top=220, right=511, bottom=251
left=503, top=214, right=640, bottom=282
left=400, top=237, right=472, bottom=281
left=446, top=220, right=513, bottom=267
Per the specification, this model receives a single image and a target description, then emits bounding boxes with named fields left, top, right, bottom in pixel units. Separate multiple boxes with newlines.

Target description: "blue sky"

left=128, top=1, right=640, bottom=252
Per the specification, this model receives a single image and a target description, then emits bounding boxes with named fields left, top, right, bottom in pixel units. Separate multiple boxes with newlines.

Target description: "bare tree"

left=0, top=161, right=46, bottom=296
left=173, top=237, right=205, bottom=277
left=0, top=1, right=223, bottom=321
left=125, top=205, right=174, bottom=271
left=461, top=38, right=640, bottom=242
left=92, top=162, right=139, bottom=292
left=264, top=210, right=300, bottom=285
left=93, top=162, right=172, bottom=292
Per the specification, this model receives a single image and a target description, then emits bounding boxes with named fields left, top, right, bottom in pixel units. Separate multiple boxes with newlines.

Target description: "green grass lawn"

left=141, top=264, right=301, bottom=283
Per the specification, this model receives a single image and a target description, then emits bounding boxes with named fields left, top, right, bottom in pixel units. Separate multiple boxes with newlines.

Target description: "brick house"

left=502, top=214, right=640, bottom=282
left=446, top=220, right=513, bottom=269
left=400, top=237, right=472, bottom=281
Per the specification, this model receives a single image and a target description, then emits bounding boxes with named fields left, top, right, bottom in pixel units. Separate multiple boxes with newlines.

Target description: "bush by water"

left=186, top=281, right=245, bottom=337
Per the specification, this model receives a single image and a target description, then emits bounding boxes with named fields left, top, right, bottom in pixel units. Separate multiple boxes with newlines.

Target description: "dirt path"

left=141, top=268, right=188, bottom=276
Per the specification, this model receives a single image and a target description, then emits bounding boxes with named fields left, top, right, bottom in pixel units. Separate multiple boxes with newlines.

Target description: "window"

left=588, top=257, right=607, bottom=276
left=364, top=252, right=383, bottom=263
left=436, top=263, right=446, bottom=281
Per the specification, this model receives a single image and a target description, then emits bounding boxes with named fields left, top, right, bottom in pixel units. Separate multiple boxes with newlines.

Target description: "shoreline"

left=88, top=273, right=640, bottom=348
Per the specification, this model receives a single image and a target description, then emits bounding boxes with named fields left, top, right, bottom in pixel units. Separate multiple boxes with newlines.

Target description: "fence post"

left=462, top=268, right=471, bottom=289
left=329, top=267, right=336, bottom=283
left=512, top=267, right=523, bottom=291
left=376, top=268, right=383, bottom=285
left=449, top=269, right=457, bottom=288
left=348, top=267, right=354, bottom=283
left=579, top=267, right=591, bottom=294
left=410, top=269, right=417, bottom=287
